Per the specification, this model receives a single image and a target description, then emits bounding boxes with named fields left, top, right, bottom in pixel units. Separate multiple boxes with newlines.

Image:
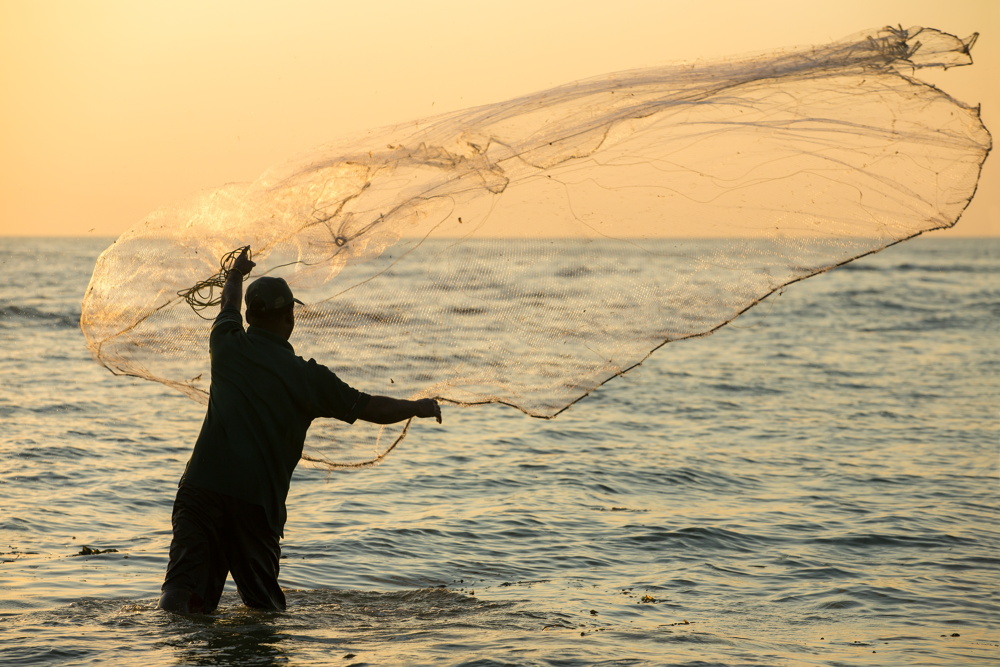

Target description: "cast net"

left=81, top=26, right=991, bottom=468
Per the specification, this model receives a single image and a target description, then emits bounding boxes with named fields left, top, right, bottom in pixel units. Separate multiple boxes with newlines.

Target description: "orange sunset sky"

left=1, top=0, right=996, bottom=238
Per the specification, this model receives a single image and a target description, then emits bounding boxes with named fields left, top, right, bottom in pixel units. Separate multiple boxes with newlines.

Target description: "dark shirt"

left=181, top=305, right=369, bottom=536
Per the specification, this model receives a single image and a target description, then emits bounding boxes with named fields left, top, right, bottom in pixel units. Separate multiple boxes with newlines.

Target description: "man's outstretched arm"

left=219, top=247, right=255, bottom=311
left=360, top=396, right=442, bottom=424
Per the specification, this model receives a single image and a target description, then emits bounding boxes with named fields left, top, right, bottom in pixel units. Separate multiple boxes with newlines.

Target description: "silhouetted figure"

left=158, top=247, right=440, bottom=614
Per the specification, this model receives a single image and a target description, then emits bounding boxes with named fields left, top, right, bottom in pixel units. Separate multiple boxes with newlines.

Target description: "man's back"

left=182, top=304, right=368, bottom=536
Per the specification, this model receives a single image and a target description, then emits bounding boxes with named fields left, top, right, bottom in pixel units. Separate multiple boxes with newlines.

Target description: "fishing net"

left=81, top=26, right=991, bottom=468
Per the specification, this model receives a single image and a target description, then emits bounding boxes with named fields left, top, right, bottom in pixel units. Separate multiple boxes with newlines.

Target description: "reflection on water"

left=160, top=609, right=290, bottom=667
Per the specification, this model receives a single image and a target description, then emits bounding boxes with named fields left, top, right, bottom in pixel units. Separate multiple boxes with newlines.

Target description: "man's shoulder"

left=298, top=356, right=368, bottom=422
left=297, top=356, right=351, bottom=388
left=209, top=306, right=245, bottom=349
left=211, top=306, right=244, bottom=332
left=298, top=355, right=332, bottom=377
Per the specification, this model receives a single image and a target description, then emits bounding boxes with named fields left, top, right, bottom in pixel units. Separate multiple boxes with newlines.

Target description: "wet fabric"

left=161, top=483, right=285, bottom=613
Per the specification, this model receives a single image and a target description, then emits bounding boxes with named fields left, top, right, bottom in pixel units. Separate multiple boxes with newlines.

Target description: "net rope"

left=175, top=246, right=252, bottom=318
left=81, top=26, right=991, bottom=468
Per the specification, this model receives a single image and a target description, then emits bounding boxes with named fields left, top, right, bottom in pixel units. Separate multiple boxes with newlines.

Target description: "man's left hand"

left=232, top=247, right=255, bottom=278
left=416, top=398, right=442, bottom=424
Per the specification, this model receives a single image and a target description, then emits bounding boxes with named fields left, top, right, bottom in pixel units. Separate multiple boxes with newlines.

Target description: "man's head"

left=245, top=277, right=303, bottom=340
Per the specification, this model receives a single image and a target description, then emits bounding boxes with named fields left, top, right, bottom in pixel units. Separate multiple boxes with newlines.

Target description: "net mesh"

left=81, top=26, right=991, bottom=467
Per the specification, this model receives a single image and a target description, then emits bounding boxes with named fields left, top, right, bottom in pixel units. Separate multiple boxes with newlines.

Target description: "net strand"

left=81, top=26, right=992, bottom=469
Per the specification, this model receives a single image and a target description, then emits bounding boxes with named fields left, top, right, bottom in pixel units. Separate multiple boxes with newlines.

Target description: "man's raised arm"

left=219, top=247, right=256, bottom=311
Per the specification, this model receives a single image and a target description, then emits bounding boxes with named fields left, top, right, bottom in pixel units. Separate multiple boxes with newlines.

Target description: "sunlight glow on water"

left=1, top=237, right=997, bottom=665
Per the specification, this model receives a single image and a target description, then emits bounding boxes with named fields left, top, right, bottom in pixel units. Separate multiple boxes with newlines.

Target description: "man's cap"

left=245, top=276, right=304, bottom=313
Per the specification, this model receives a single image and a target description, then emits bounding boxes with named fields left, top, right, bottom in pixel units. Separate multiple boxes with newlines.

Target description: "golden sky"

left=1, top=0, right=996, bottom=237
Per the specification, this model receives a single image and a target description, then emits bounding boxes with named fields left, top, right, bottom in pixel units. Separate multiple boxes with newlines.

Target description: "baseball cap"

left=245, top=276, right=304, bottom=313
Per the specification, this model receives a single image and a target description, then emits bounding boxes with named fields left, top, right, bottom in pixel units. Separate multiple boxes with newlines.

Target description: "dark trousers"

left=159, top=483, right=285, bottom=614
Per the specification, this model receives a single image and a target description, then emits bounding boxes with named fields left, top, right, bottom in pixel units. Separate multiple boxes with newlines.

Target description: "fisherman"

left=158, top=247, right=441, bottom=614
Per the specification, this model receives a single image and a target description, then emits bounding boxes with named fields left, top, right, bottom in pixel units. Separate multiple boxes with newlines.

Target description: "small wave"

left=554, top=265, right=595, bottom=278
left=709, top=382, right=784, bottom=395
left=861, top=314, right=968, bottom=333
left=813, top=532, right=974, bottom=550
left=0, top=304, right=79, bottom=328
left=29, top=403, right=87, bottom=414
left=448, top=306, right=489, bottom=316
left=838, top=262, right=989, bottom=273
left=775, top=583, right=969, bottom=615
left=622, top=525, right=772, bottom=552
left=938, top=555, right=1000, bottom=570
left=892, top=263, right=990, bottom=273
left=634, top=466, right=759, bottom=491
left=15, top=445, right=92, bottom=460
left=0, top=645, right=94, bottom=665
left=837, top=263, right=882, bottom=272
left=592, top=506, right=649, bottom=513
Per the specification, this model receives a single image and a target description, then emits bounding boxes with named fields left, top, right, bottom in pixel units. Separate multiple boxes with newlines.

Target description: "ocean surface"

left=1, top=236, right=997, bottom=666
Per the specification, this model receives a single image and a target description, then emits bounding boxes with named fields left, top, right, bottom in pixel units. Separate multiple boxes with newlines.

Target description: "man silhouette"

left=158, top=247, right=440, bottom=613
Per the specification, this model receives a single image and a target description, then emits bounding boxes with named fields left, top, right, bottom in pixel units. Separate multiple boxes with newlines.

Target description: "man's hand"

left=231, top=247, right=255, bottom=278
left=415, top=398, right=442, bottom=424
left=220, top=245, right=255, bottom=311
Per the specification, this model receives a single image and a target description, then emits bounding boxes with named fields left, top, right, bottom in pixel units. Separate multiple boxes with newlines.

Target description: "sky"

left=1, top=0, right=996, bottom=238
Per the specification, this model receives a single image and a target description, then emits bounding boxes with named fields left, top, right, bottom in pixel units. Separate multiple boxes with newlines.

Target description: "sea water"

left=0, top=236, right=996, bottom=666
